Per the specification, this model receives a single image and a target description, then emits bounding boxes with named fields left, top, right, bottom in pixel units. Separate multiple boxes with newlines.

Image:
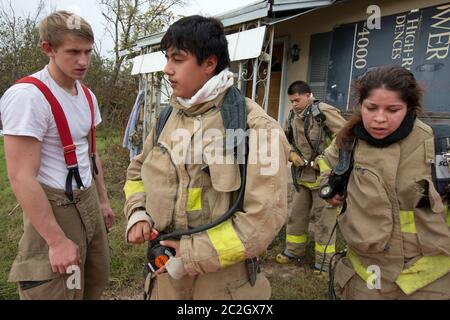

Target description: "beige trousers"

left=9, top=184, right=110, bottom=300
left=286, top=186, right=337, bottom=265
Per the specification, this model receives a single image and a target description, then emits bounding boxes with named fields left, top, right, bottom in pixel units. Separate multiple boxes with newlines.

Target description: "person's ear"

left=204, top=55, right=218, bottom=76
left=41, top=41, right=55, bottom=58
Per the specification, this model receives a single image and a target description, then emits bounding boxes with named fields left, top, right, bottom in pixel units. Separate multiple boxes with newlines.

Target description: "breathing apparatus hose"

left=158, top=163, right=247, bottom=242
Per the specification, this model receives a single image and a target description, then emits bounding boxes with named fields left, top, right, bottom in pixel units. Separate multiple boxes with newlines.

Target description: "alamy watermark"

left=366, top=265, right=381, bottom=290
left=66, top=265, right=81, bottom=290
left=367, top=5, right=381, bottom=30
left=66, top=6, right=82, bottom=30
left=168, top=127, right=282, bottom=176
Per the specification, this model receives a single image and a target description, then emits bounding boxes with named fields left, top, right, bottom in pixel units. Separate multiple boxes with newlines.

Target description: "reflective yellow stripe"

left=399, top=210, right=417, bottom=234
left=123, top=180, right=145, bottom=200
left=316, top=243, right=336, bottom=254
left=299, top=181, right=320, bottom=189
left=347, top=249, right=372, bottom=283
left=336, top=205, right=344, bottom=216
left=447, top=208, right=450, bottom=227
left=315, top=243, right=336, bottom=254
left=348, top=248, right=450, bottom=295
left=186, top=188, right=202, bottom=211
left=299, top=175, right=321, bottom=189
left=286, top=234, right=308, bottom=244
left=325, top=134, right=335, bottom=148
left=207, top=220, right=245, bottom=268
left=317, top=158, right=332, bottom=173
left=446, top=205, right=450, bottom=227
left=395, top=256, right=450, bottom=295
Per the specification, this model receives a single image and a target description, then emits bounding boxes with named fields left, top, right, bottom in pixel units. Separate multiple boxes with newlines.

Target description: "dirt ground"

left=102, top=259, right=330, bottom=300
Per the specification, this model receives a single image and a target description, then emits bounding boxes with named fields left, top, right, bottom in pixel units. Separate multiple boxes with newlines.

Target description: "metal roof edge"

left=124, top=0, right=339, bottom=54
left=272, top=0, right=335, bottom=12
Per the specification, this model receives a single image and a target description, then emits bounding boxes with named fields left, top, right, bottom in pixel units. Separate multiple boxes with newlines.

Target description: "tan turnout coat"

left=319, top=119, right=450, bottom=296
left=124, top=89, right=290, bottom=299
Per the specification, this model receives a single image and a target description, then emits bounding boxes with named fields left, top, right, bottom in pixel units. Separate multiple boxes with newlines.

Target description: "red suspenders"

left=80, top=84, right=99, bottom=177
left=16, top=76, right=98, bottom=201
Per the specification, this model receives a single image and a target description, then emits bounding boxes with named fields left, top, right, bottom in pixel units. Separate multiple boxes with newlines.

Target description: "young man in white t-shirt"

left=0, top=11, right=114, bottom=300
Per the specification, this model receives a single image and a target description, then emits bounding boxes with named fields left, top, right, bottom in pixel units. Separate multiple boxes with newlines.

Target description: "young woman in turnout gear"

left=318, top=65, right=450, bottom=299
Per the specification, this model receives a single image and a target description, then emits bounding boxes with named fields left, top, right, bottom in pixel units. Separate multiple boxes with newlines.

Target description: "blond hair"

left=39, top=11, right=94, bottom=49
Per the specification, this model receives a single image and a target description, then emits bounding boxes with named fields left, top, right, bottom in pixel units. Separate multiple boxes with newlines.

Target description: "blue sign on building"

left=326, top=3, right=450, bottom=114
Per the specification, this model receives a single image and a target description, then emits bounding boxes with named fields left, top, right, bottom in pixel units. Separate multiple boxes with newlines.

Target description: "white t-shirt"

left=0, top=66, right=102, bottom=189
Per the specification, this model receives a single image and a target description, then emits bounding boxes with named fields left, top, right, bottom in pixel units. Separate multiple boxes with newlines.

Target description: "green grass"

left=0, top=128, right=147, bottom=300
left=83, top=127, right=147, bottom=298
left=261, top=220, right=345, bottom=300
left=0, top=137, right=23, bottom=299
left=0, top=129, right=344, bottom=300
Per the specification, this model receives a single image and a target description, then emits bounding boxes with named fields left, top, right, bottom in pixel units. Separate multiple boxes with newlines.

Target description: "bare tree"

left=0, top=0, right=139, bottom=129
left=99, top=0, right=185, bottom=85
left=0, top=0, right=46, bottom=93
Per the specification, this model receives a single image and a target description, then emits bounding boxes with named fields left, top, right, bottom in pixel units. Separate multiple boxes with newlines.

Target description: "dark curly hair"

left=336, top=65, right=423, bottom=149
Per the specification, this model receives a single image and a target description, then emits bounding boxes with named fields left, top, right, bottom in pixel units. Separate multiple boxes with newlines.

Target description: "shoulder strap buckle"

left=310, top=100, right=326, bottom=125
left=63, top=144, right=76, bottom=154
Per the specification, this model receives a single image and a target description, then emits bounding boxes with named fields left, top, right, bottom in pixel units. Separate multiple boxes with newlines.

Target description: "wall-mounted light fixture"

left=290, top=44, right=300, bottom=63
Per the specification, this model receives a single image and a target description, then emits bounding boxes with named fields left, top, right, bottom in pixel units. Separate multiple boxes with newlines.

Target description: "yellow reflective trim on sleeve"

left=446, top=205, right=450, bottom=227
left=325, top=134, right=334, bottom=148
left=186, top=188, right=202, bottom=211
left=447, top=210, right=450, bottom=227
left=299, top=181, right=320, bottom=189
left=206, top=220, right=245, bottom=268
left=400, top=210, right=417, bottom=234
left=348, top=248, right=450, bottom=295
left=286, top=234, right=308, bottom=244
left=299, top=175, right=321, bottom=189
left=315, top=243, right=336, bottom=254
left=317, top=158, right=332, bottom=173
left=395, top=255, right=450, bottom=295
left=124, top=180, right=145, bottom=200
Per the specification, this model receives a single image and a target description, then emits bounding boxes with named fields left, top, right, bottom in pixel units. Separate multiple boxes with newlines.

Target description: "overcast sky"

left=4, top=0, right=259, bottom=57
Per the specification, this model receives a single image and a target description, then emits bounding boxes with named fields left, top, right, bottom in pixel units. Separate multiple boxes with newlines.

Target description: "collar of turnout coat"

left=170, top=91, right=228, bottom=117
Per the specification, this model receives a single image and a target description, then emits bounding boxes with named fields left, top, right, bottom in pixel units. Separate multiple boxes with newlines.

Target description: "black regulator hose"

left=158, top=162, right=247, bottom=241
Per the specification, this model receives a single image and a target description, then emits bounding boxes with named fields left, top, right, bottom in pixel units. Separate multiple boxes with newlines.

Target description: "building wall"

left=274, top=0, right=450, bottom=122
